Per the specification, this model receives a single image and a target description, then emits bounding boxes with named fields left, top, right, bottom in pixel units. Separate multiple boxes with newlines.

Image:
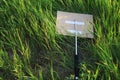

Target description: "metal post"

left=74, top=20, right=79, bottom=80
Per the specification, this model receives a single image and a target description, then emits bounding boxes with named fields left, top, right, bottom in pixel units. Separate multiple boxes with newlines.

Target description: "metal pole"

left=74, top=20, right=79, bottom=80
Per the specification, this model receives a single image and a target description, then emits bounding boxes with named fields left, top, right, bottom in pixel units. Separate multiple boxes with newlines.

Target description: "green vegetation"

left=0, top=0, right=120, bottom=80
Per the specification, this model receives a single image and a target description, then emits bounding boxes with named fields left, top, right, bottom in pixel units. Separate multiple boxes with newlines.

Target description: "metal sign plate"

left=56, top=11, right=94, bottom=38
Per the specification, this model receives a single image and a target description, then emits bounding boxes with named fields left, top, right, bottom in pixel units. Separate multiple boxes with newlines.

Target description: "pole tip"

left=74, top=76, right=78, bottom=80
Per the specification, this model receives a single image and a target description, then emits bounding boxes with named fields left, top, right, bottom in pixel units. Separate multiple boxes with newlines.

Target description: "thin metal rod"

left=74, top=20, right=79, bottom=80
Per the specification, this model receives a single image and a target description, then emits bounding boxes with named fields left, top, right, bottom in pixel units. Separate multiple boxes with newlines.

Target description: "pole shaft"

left=74, top=20, right=79, bottom=80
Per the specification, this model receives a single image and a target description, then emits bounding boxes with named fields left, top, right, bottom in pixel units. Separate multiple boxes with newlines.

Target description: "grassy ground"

left=0, top=0, right=120, bottom=80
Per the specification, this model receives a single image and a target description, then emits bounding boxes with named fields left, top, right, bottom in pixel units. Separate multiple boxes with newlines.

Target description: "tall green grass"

left=0, top=0, right=120, bottom=80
